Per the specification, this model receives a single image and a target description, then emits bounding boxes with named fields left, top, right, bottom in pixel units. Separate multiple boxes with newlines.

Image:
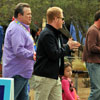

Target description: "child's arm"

left=73, top=88, right=80, bottom=100
left=77, top=95, right=80, bottom=100
left=62, top=79, right=75, bottom=100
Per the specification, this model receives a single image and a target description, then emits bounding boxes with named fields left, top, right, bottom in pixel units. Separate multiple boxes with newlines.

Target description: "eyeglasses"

left=57, top=17, right=64, bottom=21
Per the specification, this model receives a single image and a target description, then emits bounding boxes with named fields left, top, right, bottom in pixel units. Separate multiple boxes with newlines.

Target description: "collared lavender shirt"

left=3, top=20, right=35, bottom=79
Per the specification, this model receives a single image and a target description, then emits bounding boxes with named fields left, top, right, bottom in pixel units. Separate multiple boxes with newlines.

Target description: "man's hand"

left=33, top=52, right=36, bottom=61
left=67, top=39, right=81, bottom=50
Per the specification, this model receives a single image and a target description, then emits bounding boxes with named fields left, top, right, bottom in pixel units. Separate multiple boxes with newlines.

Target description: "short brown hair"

left=14, top=3, right=30, bottom=18
left=46, top=7, right=63, bottom=23
left=94, top=10, right=100, bottom=21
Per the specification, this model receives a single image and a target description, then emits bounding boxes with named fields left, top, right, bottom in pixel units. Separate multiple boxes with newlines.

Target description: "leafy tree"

left=0, top=0, right=100, bottom=43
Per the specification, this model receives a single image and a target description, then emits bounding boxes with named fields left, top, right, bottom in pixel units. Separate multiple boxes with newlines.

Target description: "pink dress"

left=61, top=76, right=79, bottom=100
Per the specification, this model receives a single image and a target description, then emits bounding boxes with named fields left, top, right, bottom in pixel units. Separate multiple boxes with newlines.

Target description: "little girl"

left=61, top=63, right=80, bottom=100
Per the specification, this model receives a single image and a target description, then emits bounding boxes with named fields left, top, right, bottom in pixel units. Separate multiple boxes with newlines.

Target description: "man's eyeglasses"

left=57, top=17, right=64, bottom=21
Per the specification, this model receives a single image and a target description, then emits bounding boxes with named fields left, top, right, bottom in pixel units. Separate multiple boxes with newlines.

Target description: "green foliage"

left=0, top=0, right=100, bottom=41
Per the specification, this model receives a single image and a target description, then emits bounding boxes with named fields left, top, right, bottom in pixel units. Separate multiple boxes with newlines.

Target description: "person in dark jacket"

left=33, top=7, right=80, bottom=100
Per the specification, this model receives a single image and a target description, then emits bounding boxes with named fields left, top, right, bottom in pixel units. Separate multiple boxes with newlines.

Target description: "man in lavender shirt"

left=2, top=3, right=35, bottom=100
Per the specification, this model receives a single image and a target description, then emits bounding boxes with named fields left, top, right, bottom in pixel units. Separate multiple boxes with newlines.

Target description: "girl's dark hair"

left=64, top=62, right=72, bottom=69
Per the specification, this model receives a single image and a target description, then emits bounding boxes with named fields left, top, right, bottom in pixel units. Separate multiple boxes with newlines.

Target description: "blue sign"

left=0, top=86, right=4, bottom=100
left=0, top=78, right=14, bottom=100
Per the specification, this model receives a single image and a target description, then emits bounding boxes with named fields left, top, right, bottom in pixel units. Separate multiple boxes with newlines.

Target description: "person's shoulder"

left=5, top=21, right=16, bottom=33
left=6, top=21, right=24, bottom=35
left=61, top=77, right=69, bottom=82
left=40, top=27, right=54, bottom=37
left=8, top=21, right=15, bottom=28
left=61, top=79, right=69, bottom=87
left=88, top=24, right=97, bottom=32
left=42, top=27, right=52, bottom=33
left=87, top=25, right=99, bottom=36
left=8, top=21, right=20, bottom=30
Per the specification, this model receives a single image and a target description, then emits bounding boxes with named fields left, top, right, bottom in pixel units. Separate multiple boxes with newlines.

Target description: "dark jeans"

left=13, top=75, right=29, bottom=100
left=86, top=62, right=100, bottom=100
left=0, top=51, right=2, bottom=62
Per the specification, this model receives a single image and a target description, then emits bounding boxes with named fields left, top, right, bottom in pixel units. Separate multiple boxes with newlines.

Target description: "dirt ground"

left=77, top=78, right=90, bottom=100
left=29, top=77, right=90, bottom=100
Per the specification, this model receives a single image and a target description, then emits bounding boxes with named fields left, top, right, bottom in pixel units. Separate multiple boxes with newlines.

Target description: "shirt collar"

left=46, top=24, right=61, bottom=37
left=15, top=19, right=30, bottom=32
left=20, top=22, right=30, bottom=32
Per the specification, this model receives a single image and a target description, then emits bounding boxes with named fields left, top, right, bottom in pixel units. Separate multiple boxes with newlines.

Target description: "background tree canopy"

left=0, top=0, right=100, bottom=43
